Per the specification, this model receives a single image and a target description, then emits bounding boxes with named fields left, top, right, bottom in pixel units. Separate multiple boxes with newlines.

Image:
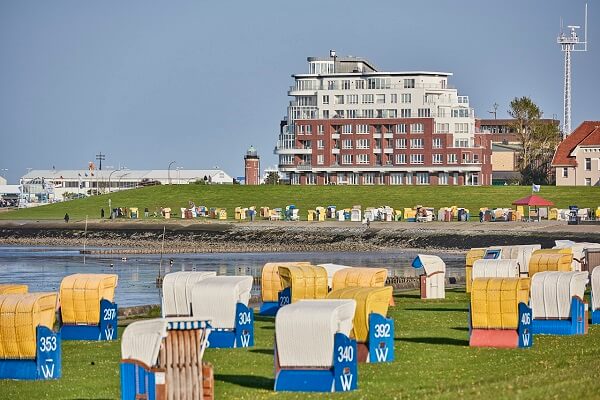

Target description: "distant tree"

left=264, top=171, right=280, bottom=185
left=508, top=97, right=561, bottom=185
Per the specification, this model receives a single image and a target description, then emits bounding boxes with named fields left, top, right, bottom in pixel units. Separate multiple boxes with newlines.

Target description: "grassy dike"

left=1, top=184, right=599, bottom=221
left=0, top=289, right=599, bottom=399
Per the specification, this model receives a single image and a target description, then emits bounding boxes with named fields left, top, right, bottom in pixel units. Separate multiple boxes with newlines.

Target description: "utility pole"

left=95, top=152, right=106, bottom=170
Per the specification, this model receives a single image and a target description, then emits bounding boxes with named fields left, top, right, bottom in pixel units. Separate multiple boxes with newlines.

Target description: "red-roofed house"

left=552, top=121, right=600, bottom=186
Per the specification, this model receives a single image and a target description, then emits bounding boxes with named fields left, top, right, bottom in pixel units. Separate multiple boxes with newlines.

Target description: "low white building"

left=20, top=169, right=234, bottom=201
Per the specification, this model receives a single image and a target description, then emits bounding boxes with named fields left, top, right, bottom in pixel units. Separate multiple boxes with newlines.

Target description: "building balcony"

left=331, top=133, right=340, bottom=139
left=373, top=148, right=382, bottom=154
left=274, top=146, right=313, bottom=155
left=373, top=133, right=382, bottom=138
left=331, top=148, right=340, bottom=154
left=384, top=148, right=394, bottom=154
left=296, top=164, right=313, bottom=170
left=383, top=133, right=394, bottom=139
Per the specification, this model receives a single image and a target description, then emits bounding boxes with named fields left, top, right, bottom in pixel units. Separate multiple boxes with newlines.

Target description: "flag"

left=532, top=184, right=540, bottom=193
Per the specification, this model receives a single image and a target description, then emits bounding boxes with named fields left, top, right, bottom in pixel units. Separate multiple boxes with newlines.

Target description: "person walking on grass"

left=64, top=213, right=70, bottom=223
left=101, top=208, right=105, bottom=219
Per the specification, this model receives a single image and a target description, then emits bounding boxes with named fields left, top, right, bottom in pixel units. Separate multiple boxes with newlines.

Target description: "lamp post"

left=176, top=166, right=183, bottom=184
left=168, top=161, right=176, bottom=185
left=108, top=170, right=119, bottom=193
left=117, top=172, right=130, bottom=191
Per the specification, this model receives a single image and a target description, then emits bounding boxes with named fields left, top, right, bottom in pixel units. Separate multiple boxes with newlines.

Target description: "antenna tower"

left=557, top=4, right=588, bottom=138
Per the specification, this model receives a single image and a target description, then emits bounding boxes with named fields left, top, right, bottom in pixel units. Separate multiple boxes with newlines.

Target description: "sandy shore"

left=1, top=219, right=599, bottom=253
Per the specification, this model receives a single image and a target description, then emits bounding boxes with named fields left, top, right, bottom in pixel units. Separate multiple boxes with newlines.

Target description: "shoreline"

left=1, top=219, right=599, bottom=253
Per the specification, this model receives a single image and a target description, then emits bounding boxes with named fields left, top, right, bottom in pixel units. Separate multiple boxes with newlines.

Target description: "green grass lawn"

left=2, top=185, right=599, bottom=221
left=2, top=289, right=599, bottom=399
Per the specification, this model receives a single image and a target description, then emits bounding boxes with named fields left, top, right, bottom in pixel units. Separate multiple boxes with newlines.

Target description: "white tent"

left=531, top=271, right=588, bottom=319
left=275, top=300, right=356, bottom=368
left=191, top=276, right=253, bottom=329
left=162, top=271, right=216, bottom=317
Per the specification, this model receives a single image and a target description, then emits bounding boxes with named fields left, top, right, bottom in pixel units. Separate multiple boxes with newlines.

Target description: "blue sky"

left=0, top=0, right=597, bottom=183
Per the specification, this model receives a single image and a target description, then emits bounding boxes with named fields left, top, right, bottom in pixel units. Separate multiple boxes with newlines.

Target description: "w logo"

left=521, top=332, right=530, bottom=347
left=339, top=371, right=353, bottom=391
left=239, top=332, right=251, bottom=348
left=374, top=346, right=389, bottom=362
left=40, top=363, right=55, bottom=379
left=104, top=326, right=114, bottom=341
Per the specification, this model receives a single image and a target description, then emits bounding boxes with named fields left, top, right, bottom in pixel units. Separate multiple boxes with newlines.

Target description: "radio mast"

left=557, top=4, right=588, bottom=138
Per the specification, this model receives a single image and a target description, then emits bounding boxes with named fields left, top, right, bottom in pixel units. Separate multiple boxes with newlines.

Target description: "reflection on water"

left=0, top=246, right=465, bottom=307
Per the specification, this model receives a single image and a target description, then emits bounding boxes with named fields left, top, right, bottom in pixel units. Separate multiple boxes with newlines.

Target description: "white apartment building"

left=274, top=54, right=492, bottom=185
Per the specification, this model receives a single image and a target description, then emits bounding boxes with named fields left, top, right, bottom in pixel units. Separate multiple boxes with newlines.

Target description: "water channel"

left=0, top=246, right=466, bottom=307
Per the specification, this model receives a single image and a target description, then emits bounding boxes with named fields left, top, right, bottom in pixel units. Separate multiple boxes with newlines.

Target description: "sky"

left=0, top=0, right=598, bottom=183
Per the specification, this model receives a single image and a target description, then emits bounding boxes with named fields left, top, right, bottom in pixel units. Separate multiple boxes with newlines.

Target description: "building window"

left=416, top=172, right=429, bottom=185
left=342, top=154, right=353, bottom=164
left=363, top=173, right=374, bottom=184
left=347, top=94, right=359, bottom=104
left=317, top=140, right=324, bottom=149
left=279, top=155, right=293, bottom=165
left=356, top=154, right=370, bottom=164
left=322, top=95, right=329, bottom=105
left=306, top=125, right=312, bottom=134
left=376, top=94, right=385, bottom=104
left=323, top=110, right=329, bottom=119
left=335, top=95, right=344, bottom=105
left=356, top=139, right=370, bottom=149
left=585, top=158, right=592, bottom=171
left=349, top=173, right=360, bottom=185
left=433, top=138, right=443, bottom=148
left=401, top=93, right=411, bottom=103
left=395, top=154, right=406, bottom=165
left=410, top=123, right=424, bottom=133
left=342, top=139, right=353, bottom=149
left=306, top=173, right=317, bottom=185
left=452, top=108, right=471, bottom=118
left=401, top=109, right=411, bottom=118
left=562, top=167, right=568, bottom=178
left=390, top=94, right=397, bottom=103
left=585, top=178, right=592, bottom=186
left=410, top=138, right=424, bottom=149
left=342, top=80, right=351, bottom=90
left=368, top=78, right=391, bottom=89
left=432, top=154, right=443, bottom=164
left=342, top=124, right=352, bottom=134
left=362, top=94, right=374, bottom=104
left=347, top=109, right=357, bottom=118
left=390, top=173, right=404, bottom=185
left=403, top=79, right=415, bottom=89
left=356, top=124, right=369, bottom=134
left=317, top=125, right=324, bottom=135
left=439, top=172, right=448, bottom=185
left=436, top=123, right=449, bottom=133
left=448, top=154, right=457, bottom=164
left=355, top=80, right=365, bottom=89
left=395, top=138, right=406, bottom=149
left=455, top=123, right=469, bottom=134
left=454, top=138, right=469, bottom=147
left=317, top=154, right=324, bottom=165
left=396, top=124, right=407, bottom=134
left=360, top=109, right=372, bottom=118
left=418, top=108, right=431, bottom=118
left=410, top=154, right=424, bottom=164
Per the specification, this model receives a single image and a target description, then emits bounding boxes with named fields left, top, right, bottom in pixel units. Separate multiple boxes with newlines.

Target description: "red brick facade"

left=281, top=117, right=492, bottom=185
